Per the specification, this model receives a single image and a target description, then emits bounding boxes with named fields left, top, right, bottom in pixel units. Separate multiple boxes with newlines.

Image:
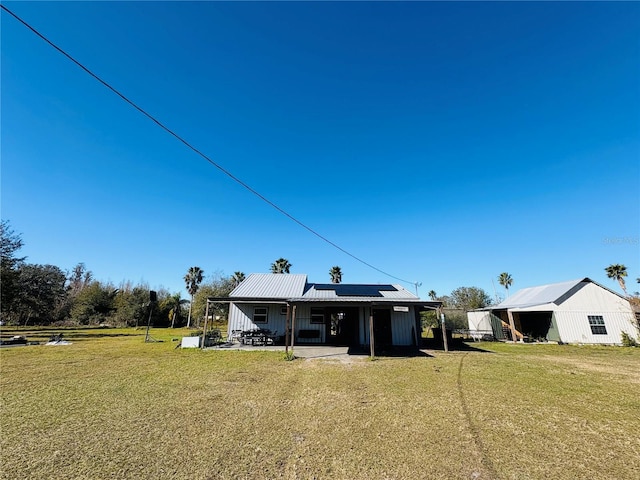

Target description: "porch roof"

left=207, top=296, right=441, bottom=309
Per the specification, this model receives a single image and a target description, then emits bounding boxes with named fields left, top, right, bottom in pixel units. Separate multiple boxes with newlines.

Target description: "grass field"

left=1, top=327, right=639, bottom=479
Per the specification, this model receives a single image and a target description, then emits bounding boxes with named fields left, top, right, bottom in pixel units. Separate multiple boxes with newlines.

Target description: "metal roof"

left=300, top=283, right=419, bottom=300
left=483, top=277, right=621, bottom=310
left=230, top=273, right=307, bottom=298
left=223, top=274, right=440, bottom=307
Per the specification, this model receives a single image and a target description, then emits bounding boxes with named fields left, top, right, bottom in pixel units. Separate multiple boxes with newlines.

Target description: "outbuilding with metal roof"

left=467, top=278, right=639, bottom=345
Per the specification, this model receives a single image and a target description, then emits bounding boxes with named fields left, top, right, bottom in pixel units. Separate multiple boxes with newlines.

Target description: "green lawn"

left=1, top=328, right=639, bottom=479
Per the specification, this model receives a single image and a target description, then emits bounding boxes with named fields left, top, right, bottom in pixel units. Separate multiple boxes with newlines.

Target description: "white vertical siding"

left=227, top=304, right=287, bottom=336
left=558, top=283, right=632, bottom=312
left=467, top=311, right=491, bottom=333
left=467, top=311, right=506, bottom=340
left=555, top=310, right=638, bottom=345
left=551, top=284, right=637, bottom=344
left=390, top=308, right=417, bottom=346
left=229, top=303, right=429, bottom=346
left=291, top=304, right=324, bottom=344
left=227, top=303, right=247, bottom=335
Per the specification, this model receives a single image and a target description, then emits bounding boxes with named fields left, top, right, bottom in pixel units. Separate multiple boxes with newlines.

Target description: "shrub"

left=621, top=331, right=638, bottom=347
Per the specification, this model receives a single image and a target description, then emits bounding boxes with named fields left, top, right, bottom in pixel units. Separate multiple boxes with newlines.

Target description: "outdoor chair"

left=266, top=330, right=278, bottom=345
left=229, top=330, right=243, bottom=343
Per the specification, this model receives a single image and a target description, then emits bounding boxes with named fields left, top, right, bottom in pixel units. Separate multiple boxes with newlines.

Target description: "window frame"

left=253, top=307, right=268, bottom=324
left=588, top=315, right=607, bottom=335
left=310, top=307, right=325, bottom=324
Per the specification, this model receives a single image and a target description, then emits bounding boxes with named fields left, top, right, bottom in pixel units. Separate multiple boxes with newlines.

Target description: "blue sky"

left=2, top=2, right=639, bottom=300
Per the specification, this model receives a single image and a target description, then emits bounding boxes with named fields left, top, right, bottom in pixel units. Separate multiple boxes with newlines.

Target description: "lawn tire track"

left=457, top=352, right=498, bottom=479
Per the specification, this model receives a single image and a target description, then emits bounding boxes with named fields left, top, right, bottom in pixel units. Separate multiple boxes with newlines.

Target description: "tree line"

left=0, top=217, right=498, bottom=329
left=0, top=222, right=347, bottom=328
left=0, top=221, right=347, bottom=328
left=4, top=219, right=635, bottom=328
left=0, top=221, right=235, bottom=328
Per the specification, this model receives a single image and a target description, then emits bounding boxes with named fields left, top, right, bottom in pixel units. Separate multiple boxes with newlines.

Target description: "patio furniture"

left=240, top=329, right=274, bottom=346
left=228, top=330, right=243, bottom=343
left=204, top=329, right=222, bottom=347
left=266, top=330, right=278, bottom=345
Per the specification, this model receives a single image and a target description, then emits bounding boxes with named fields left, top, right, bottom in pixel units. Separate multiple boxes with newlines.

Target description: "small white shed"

left=467, top=278, right=639, bottom=345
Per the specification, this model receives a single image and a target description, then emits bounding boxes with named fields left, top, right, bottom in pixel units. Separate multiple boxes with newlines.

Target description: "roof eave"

left=208, top=297, right=442, bottom=308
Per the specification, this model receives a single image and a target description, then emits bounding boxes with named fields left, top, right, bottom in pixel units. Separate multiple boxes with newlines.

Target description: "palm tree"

left=270, top=258, right=291, bottom=274
left=329, top=266, right=342, bottom=284
left=166, top=292, right=189, bottom=328
left=231, top=271, right=245, bottom=289
left=498, top=272, right=513, bottom=297
left=184, top=266, right=204, bottom=327
left=605, top=264, right=628, bottom=295
left=428, top=290, right=437, bottom=301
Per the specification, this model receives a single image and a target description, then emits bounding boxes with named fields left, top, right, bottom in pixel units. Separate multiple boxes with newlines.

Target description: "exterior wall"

left=229, top=302, right=421, bottom=346
left=359, top=306, right=418, bottom=346
left=467, top=311, right=491, bottom=335
left=290, top=304, right=324, bottom=344
left=554, top=310, right=638, bottom=344
left=227, top=303, right=339, bottom=344
left=359, top=307, right=369, bottom=346
left=390, top=307, right=418, bottom=345
left=547, top=313, right=561, bottom=342
left=227, top=303, right=288, bottom=336
left=558, top=282, right=630, bottom=311
left=553, top=284, right=637, bottom=344
left=467, top=311, right=506, bottom=340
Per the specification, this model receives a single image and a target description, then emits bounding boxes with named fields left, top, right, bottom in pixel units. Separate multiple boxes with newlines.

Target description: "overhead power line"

left=2, top=4, right=418, bottom=287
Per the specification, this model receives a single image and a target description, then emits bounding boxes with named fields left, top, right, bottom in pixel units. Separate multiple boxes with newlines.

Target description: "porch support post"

left=369, top=307, right=375, bottom=358
left=290, top=305, right=297, bottom=352
left=507, top=309, right=518, bottom=342
left=201, top=300, right=210, bottom=349
left=285, top=304, right=290, bottom=356
left=440, top=312, right=449, bottom=352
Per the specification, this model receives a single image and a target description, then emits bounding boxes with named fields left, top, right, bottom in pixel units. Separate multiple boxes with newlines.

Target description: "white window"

left=588, top=315, right=607, bottom=335
left=310, top=308, right=324, bottom=324
left=253, top=307, right=268, bottom=324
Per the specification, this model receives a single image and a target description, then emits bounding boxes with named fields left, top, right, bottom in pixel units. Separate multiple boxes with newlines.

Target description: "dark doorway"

left=517, top=311, right=553, bottom=340
left=373, top=308, right=393, bottom=349
left=325, top=307, right=359, bottom=346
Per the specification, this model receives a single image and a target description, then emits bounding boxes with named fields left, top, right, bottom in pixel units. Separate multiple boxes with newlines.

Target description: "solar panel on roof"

left=313, top=284, right=398, bottom=297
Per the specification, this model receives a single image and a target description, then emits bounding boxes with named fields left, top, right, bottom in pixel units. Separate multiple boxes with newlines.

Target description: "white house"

left=467, top=278, right=639, bottom=345
left=209, top=273, right=441, bottom=350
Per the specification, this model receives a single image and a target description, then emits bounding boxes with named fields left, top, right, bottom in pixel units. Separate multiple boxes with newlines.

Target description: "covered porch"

left=206, top=297, right=441, bottom=357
